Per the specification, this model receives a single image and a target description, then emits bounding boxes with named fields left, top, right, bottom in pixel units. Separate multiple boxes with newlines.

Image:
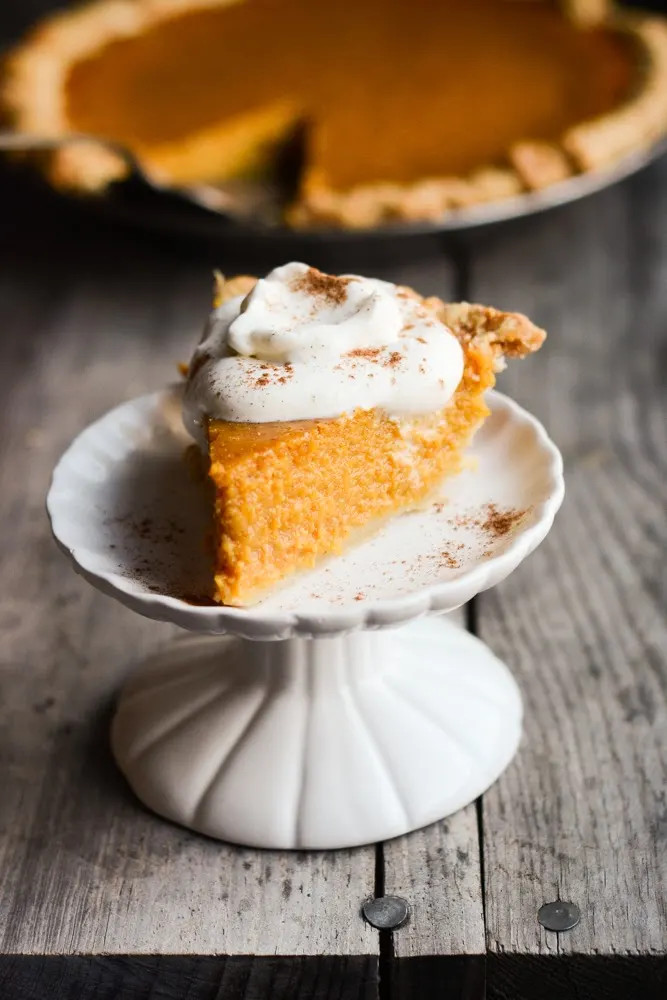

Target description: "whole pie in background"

left=2, top=0, right=667, bottom=228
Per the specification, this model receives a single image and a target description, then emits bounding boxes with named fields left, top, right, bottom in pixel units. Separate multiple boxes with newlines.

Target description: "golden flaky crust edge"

left=212, top=271, right=546, bottom=369
left=3, top=0, right=665, bottom=223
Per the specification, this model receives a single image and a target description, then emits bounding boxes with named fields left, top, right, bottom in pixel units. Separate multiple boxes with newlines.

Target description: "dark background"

left=2, top=0, right=667, bottom=46
left=5, top=0, right=667, bottom=43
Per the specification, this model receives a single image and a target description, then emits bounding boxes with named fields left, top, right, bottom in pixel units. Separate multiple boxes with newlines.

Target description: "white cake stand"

left=47, top=387, right=563, bottom=849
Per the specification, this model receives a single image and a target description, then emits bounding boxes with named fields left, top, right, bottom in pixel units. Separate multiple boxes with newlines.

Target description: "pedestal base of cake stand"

left=111, top=615, right=522, bottom=849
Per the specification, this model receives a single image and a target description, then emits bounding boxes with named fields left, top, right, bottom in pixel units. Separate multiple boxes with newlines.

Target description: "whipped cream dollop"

left=183, top=262, right=464, bottom=440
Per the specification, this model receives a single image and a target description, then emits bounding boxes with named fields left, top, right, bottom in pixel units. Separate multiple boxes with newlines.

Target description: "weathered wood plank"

left=467, top=157, right=667, bottom=964
left=384, top=805, right=485, bottom=961
left=0, top=200, right=377, bottom=961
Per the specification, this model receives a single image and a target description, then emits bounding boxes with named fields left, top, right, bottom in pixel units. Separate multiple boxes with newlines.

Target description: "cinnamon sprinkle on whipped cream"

left=183, top=262, right=464, bottom=444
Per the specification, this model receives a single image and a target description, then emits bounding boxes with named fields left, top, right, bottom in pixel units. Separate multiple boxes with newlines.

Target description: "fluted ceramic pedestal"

left=48, top=388, right=563, bottom=849
left=111, top=618, right=521, bottom=849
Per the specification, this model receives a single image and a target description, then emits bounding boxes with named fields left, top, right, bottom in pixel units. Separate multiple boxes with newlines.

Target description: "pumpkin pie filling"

left=64, top=0, right=635, bottom=184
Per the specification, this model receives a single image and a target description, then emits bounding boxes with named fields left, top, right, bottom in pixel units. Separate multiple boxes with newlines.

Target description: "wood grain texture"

left=467, top=156, right=667, bottom=960
left=383, top=805, right=484, bottom=959
left=383, top=810, right=486, bottom=996
left=0, top=193, right=376, bottom=961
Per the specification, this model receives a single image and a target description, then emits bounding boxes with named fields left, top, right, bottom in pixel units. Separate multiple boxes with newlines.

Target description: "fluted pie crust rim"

left=3, top=0, right=667, bottom=229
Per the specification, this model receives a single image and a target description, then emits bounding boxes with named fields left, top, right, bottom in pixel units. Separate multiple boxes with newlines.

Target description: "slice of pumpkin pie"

left=182, top=263, right=545, bottom=605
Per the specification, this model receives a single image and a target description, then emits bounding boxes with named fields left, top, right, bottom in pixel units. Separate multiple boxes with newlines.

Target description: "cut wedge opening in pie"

left=182, top=264, right=546, bottom=605
left=3, top=0, right=667, bottom=227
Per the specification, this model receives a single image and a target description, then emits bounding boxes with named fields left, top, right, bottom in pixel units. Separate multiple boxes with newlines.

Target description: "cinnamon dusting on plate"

left=481, top=503, right=528, bottom=537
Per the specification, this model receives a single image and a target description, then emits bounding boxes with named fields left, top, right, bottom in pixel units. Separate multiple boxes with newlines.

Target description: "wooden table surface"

left=0, top=152, right=665, bottom=1000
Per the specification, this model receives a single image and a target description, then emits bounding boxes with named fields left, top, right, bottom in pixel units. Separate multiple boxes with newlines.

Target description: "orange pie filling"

left=206, top=352, right=493, bottom=605
left=63, top=0, right=635, bottom=189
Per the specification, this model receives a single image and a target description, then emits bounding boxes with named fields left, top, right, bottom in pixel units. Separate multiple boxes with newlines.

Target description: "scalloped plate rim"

left=47, top=388, right=564, bottom=637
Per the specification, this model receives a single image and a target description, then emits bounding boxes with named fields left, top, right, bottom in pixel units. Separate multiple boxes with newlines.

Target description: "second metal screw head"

left=362, top=895, right=410, bottom=930
left=538, top=900, right=581, bottom=932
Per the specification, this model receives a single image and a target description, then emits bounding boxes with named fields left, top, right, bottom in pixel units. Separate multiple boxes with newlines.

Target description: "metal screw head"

left=362, top=895, right=410, bottom=930
left=538, top=900, right=581, bottom=932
